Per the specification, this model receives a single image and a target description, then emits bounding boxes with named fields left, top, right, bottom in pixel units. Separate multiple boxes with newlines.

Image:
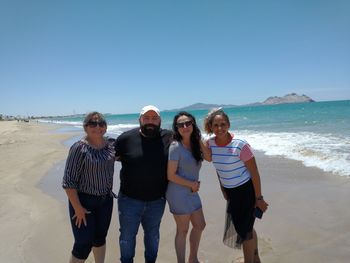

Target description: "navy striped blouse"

left=62, top=138, right=116, bottom=196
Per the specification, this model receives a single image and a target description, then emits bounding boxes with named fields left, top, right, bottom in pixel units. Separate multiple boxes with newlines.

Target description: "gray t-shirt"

left=165, top=141, right=202, bottom=215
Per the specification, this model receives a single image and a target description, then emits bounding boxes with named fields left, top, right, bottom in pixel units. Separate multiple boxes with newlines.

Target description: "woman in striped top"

left=62, top=112, right=115, bottom=263
left=204, top=108, right=268, bottom=263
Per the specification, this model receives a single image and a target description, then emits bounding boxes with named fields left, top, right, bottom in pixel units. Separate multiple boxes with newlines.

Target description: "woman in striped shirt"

left=204, top=108, right=268, bottom=263
left=62, top=112, right=115, bottom=263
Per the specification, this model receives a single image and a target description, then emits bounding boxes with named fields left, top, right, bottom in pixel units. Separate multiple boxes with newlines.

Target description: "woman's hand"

left=190, top=181, right=200, bottom=192
left=71, top=205, right=91, bottom=228
left=256, top=198, right=269, bottom=212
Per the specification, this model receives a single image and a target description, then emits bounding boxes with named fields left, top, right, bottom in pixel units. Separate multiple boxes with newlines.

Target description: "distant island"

left=167, top=93, right=315, bottom=111
left=1, top=93, right=315, bottom=120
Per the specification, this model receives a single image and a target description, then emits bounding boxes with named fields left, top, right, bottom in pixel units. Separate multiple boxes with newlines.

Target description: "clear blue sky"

left=1, top=0, right=349, bottom=116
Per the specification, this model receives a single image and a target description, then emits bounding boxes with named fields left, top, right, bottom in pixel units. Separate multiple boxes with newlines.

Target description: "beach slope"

left=1, top=121, right=349, bottom=262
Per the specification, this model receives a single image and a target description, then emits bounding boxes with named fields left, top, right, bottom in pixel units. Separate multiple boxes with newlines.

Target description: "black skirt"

left=223, top=179, right=256, bottom=249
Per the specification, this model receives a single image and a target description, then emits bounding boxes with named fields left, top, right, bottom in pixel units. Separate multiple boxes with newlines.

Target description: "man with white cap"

left=115, top=105, right=172, bottom=263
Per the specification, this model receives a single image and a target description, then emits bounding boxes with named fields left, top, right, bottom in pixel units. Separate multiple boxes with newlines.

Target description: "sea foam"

left=39, top=119, right=139, bottom=135
left=107, top=124, right=139, bottom=135
left=236, top=130, right=350, bottom=177
left=38, top=119, right=82, bottom=127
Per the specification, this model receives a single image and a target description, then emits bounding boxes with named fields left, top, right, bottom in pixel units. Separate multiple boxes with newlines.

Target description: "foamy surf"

left=237, top=130, right=350, bottom=177
left=38, top=119, right=82, bottom=127
left=107, top=124, right=139, bottom=135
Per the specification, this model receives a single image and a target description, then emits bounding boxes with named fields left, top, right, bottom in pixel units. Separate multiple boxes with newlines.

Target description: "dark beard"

left=140, top=124, right=160, bottom=138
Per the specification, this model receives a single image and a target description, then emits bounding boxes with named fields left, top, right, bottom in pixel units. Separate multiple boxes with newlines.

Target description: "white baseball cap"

left=139, top=105, right=160, bottom=116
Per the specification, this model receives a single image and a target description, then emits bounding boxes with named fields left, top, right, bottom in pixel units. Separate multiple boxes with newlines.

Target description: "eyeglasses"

left=86, top=120, right=107, bottom=128
left=176, top=120, right=193, bottom=128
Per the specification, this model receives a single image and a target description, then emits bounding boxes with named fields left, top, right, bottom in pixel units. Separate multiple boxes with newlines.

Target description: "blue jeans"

left=118, top=192, right=166, bottom=263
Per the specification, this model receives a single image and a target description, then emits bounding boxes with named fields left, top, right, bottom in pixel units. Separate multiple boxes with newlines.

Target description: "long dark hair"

left=172, top=111, right=203, bottom=163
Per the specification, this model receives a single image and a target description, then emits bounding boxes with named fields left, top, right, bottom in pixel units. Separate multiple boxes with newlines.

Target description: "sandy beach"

left=1, top=121, right=349, bottom=263
left=0, top=121, right=78, bottom=262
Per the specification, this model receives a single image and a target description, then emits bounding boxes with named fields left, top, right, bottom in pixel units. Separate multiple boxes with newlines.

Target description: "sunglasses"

left=176, top=120, right=193, bottom=128
left=86, top=120, right=107, bottom=128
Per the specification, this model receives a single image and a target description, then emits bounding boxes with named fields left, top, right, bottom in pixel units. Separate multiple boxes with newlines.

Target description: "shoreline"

left=1, top=121, right=350, bottom=262
left=0, top=121, right=80, bottom=263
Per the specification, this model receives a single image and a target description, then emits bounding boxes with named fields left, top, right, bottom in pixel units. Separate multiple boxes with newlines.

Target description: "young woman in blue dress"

left=166, top=111, right=211, bottom=263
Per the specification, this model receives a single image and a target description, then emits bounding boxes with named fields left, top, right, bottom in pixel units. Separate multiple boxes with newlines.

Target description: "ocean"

left=41, top=100, right=350, bottom=177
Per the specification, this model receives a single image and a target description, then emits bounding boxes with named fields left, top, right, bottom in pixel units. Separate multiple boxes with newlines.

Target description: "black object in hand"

left=255, top=207, right=263, bottom=219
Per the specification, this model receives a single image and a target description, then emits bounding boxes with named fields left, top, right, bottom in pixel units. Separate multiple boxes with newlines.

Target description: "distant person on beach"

left=62, top=112, right=115, bottom=263
left=203, top=108, right=268, bottom=263
left=114, top=105, right=172, bottom=263
left=166, top=111, right=211, bottom=263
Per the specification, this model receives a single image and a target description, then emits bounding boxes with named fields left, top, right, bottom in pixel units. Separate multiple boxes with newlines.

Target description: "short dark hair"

left=203, top=108, right=230, bottom=134
left=83, top=112, right=106, bottom=127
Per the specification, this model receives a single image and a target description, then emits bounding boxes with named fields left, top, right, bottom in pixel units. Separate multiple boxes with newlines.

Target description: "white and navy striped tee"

left=62, top=138, right=115, bottom=196
left=208, top=137, right=252, bottom=189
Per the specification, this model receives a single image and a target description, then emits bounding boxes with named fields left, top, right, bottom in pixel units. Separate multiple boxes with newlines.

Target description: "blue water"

left=41, top=100, right=350, bottom=177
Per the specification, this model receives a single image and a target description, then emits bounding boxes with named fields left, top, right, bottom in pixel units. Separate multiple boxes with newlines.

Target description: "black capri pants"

left=224, top=179, right=256, bottom=247
left=69, top=192, right=113, bottom=259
